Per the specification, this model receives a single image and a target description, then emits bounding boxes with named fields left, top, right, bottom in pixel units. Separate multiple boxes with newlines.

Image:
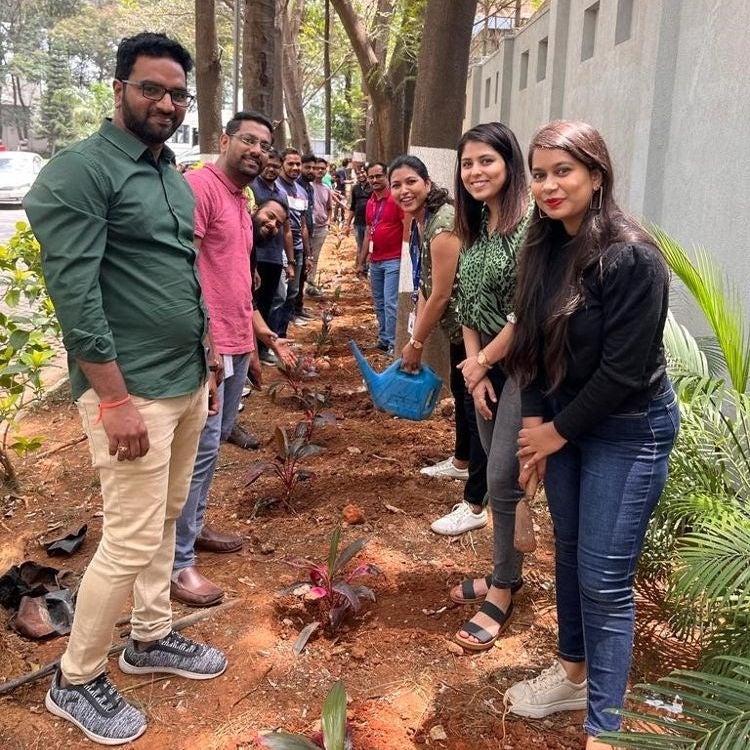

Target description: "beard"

left=121, top=97, right=181, bottom=146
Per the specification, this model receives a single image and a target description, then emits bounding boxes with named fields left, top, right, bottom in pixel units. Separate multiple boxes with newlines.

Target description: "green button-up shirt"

left=24, top=119, right=207, bottom=400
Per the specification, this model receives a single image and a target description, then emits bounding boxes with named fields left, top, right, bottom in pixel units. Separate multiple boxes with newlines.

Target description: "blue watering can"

left=349, top=340, right=443, bottom=421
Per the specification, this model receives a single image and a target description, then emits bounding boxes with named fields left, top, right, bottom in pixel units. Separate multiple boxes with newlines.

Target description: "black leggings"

left=449, top=341, right=488, bottom=506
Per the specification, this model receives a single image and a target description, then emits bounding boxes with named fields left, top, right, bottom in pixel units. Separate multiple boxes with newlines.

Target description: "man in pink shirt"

left=172, top=111, right=274, bottom=606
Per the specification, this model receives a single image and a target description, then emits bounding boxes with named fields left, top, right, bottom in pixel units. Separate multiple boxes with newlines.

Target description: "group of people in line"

left=22, top=30, right=678, bottom=750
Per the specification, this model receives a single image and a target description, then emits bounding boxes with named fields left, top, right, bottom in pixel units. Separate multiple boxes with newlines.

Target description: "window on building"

left=520, top=50, right=529, bottom=90
left=615, top=0, right=634, bottom=44
left=581, top=1, right=599, bottom=61
left=484, top=77, right=491, bottom=107
left=494, top=72, right=500, bottom=104
left=537, top=37, right=548, bottom=82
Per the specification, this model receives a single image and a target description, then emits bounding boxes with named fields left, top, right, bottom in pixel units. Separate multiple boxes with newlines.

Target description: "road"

left=0, top=206, right=27, bottom=243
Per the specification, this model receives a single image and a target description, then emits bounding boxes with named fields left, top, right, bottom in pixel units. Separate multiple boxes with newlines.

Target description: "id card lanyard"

left=407, top=211, right=430, bottom=335
left=368, top=195, right=387, bottom=255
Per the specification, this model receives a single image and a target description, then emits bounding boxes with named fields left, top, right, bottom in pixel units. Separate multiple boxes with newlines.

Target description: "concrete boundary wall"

left=463, top=0, right=750, bottom=332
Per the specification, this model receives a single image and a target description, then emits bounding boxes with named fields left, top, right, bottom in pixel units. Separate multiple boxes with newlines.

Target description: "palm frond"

left=652, top=226, right=750, bottom=393
left=599, top=656, right=750, bottom=749
left=664, top=309, right=711, bottom=379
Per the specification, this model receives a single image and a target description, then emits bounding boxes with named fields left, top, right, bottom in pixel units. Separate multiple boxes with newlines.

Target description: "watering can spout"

left=348, top=340, right=442, bottom=421
left=349, top=340, right=380, bottom=392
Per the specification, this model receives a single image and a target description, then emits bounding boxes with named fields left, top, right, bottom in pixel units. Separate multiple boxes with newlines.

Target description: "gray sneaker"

left=45, top=669, right=147, bottom=746
left=118, top=631, right=227, bottom=680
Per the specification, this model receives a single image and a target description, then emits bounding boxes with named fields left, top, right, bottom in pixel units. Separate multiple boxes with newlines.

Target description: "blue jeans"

left=174, top=353, right=251, bottom=571
left=278, top=249, right=304, bottom=337
left=369, top=258, right=400, bottom=348
left=545, top=384, right=679, bottom=734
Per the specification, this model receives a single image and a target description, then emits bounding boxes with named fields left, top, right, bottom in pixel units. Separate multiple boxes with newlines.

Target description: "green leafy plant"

left=313, top=310, right=335, bottom=358
left=294, top=388, right=337, bottom=445
left=245, top=426, right=324, bottom=515
left=0, top=223, right=61, bottom=487
left=257, top=680, right=351, bottom=750
left=281, top=522, right=382, bottom=647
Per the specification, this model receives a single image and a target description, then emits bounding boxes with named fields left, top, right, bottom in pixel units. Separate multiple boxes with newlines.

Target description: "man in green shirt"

left=24, top=32, right=227, bottom=746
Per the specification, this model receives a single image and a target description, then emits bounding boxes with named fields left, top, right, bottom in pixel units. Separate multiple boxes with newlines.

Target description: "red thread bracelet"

left=95, top=396, right=131, bottom=424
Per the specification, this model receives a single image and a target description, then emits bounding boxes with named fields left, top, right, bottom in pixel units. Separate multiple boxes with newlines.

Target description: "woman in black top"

left=503, top=121, right=679, bottom=749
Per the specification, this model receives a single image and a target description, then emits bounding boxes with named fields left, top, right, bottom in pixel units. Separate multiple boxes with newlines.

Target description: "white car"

left=0, top=152, right=44, bottom=206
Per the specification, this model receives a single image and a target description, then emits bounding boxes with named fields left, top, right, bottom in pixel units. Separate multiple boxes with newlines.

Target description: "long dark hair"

left=387, top=154, right=451, bottom=213
left=453, top=122, right=528, bottom=246
left=505, top=120, right=653, bottom=391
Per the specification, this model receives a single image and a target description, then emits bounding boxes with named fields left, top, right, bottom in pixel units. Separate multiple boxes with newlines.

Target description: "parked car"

left=0, top=152, right=44, bottom=207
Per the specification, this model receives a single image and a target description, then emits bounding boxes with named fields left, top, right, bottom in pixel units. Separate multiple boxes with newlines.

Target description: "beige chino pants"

left=60, top=384, right=209, bottom=684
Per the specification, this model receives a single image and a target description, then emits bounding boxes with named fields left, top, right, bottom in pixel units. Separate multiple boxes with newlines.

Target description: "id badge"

left=222, top=354, right=234, bottom=379
left=368, top=239, right=374, bottom=255
left=407, top=311, right=416, bottom=335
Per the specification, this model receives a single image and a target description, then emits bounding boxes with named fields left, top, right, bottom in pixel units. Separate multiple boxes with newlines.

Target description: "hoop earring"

left=590, top=187, right=603, bottom=211
left=536, top=203, right=548, bottom=220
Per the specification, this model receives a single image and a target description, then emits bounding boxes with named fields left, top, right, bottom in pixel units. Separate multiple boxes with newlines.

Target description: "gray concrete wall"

left=463, top=0, right=750, bottom=333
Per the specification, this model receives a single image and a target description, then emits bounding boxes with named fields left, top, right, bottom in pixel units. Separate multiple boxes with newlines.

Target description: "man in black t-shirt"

left=345, top=165, right=372, bottom=268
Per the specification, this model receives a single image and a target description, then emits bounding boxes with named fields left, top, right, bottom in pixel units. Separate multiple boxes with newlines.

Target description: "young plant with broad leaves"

left=313, top=309, right=335, bottom=358
left=281, top=522, right=383, bottom=651
left=268, top=355, right=319, bottom=403
left=245, top=425, right=324, bottom=515
left=257, top=680, right=352, bottom=750
left=294, top=387, right=337, bottom=444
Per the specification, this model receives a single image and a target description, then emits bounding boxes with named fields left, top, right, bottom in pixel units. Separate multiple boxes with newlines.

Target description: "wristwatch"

left=477, top=349, right=491, bottom=368
left=409, top=337, right=423, bottom=350
left=269, top=333, right=279, bottom=345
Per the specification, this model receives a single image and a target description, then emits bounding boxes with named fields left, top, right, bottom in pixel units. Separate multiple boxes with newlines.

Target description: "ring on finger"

left=117, top=445, right=129, bottom=455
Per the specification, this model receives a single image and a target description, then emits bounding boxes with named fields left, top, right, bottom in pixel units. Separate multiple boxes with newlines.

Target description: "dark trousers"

left=255, top=262, right=283, bottom=330
left=449, top=341, right=488, bottom=506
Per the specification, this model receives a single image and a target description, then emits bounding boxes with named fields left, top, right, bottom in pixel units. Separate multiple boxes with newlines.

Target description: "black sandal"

left=454, top=599, right=514, bottom=652
left=449, top=576, right=524, bottom=605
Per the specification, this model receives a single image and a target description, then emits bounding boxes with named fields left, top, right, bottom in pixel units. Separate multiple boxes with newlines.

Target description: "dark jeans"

left=546, top=383, right=679, bottom=734
left=279, top=250, right=303, bottom=337
left=449, top=341, right=487, bottom=506
left=255, top=261, right=283, bottom=330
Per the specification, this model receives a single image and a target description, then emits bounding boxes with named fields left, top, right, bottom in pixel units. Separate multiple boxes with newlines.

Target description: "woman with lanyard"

left=453, top=122, right=532, bottom=651
left=388, top=155, right=490, bottom=538
left=503, top=120, right=677, bottom=749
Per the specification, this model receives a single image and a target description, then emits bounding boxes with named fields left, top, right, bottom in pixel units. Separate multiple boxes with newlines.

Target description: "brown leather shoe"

left=195, top=525, right=243, bottom=554
left=226, top=424, right=260, bottom=450
left=170, top=567, right=224, bottom=607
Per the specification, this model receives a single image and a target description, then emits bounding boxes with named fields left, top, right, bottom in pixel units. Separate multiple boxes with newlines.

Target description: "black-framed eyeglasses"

left=229, top=133, right=274, bottom=153
left=119, top=79, right=194, bottom=108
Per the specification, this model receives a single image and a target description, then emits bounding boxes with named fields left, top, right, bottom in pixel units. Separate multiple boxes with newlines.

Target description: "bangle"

left=95, top=395, right=131, bottom=424
left=288, top=259, right=296, bottom=265
left=409, top=337, right=423, bottom=350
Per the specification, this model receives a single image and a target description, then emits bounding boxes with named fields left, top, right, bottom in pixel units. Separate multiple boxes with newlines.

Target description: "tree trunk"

left=410, top=0, right=477, bottom=149
left=281, top=0, right=312, bottom=152
left=243, top=0, right=276, bottom=115
left=195, top=0, right=222, bottom=153
left=272, top=1, right=287, bottom=148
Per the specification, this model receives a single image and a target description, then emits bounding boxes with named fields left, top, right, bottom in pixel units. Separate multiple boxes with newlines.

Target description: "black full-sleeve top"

left=522, top=240, right=670, bottom=441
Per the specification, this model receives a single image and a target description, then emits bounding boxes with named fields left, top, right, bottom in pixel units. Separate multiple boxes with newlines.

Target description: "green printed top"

left=418, top=203, right=462, bottom=343
left=456, top=203, right=531, bottom=336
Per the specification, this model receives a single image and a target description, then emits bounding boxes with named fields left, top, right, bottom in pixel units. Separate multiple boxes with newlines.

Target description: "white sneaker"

left=430, top=502, right=488, bottom=536
left=505, top=662, right=587, bottom=718
left=420, top=456, right=469, bottom=480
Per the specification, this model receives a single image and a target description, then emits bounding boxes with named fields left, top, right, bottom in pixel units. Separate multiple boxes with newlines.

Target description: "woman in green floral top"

left=452, top=122, right=532, bottom=651
left=388, top=155, right=490, bottom=537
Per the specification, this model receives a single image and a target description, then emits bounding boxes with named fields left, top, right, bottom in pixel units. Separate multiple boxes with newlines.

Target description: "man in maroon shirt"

left=355, top=161, right=404, bottom=355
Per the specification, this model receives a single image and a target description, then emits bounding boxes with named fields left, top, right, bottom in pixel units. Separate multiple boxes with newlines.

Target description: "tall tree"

left=36, top=47, right=75, bottom=154
left=195, top=0, right=222, bottom=153
left=330, top=0, right=425, bottom=161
